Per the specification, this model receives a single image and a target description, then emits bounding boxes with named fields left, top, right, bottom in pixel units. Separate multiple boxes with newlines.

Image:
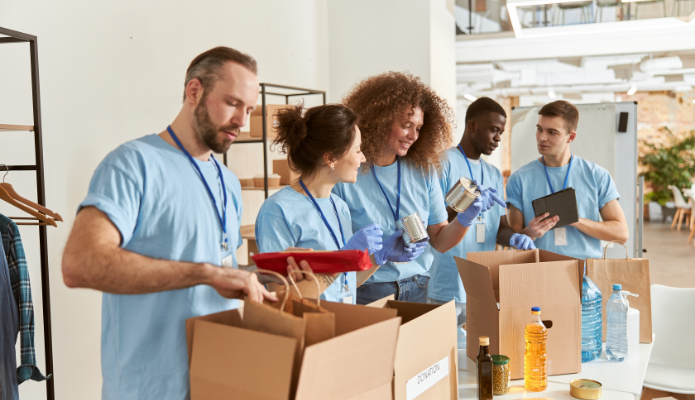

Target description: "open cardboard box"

left=456, top=249, right=583, bottom=380
left=367, top=298, right=458, bottom=400
left=186, top=301, right=401, bottom=400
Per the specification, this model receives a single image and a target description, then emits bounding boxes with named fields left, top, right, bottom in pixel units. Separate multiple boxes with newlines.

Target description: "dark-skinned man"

left=427, top=97, right=535, bottom=348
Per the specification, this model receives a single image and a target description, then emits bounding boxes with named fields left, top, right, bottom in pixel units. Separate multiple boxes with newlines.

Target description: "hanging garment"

left=0, top=236, right=20, bottom=400
left=0, top=214, right=47, bottom=383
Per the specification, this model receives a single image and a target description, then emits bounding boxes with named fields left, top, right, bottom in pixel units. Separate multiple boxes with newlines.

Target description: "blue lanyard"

left=542, top=154, right=573, bottom=194
left=371, top=157, right=401, bottom=222
left=297, top=179, right=346, bottom=249
left=298, top=179, right=349, bottom=292
left=457, top=144, right=484, bottom=186
left=167, top=126, right=228, bottom=251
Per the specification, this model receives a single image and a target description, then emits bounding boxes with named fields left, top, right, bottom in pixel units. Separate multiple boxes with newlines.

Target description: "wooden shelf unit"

left=0, top=123, right=34, bottom=131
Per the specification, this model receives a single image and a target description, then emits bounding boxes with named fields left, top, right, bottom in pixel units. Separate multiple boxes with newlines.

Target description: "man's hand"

left=208, top=266, right=277, bottom=303
left=523, top=213, right=559, bottom=240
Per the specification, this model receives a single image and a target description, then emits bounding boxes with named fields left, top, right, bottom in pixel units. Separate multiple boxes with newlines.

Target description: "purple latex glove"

left=456, top=196, right=484, bottom=227
left=510, top=233, right=536, bottom=250
left=374, top=231, right=402, bottom=265
left=477, top=185, right=506, bottom=212
left=383, top=234, right=428, bottom=263
left=343, top=223, right=383, bottom=254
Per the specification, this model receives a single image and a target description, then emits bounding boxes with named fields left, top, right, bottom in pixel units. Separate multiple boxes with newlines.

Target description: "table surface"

left=458, top=335, right=654, bottom=399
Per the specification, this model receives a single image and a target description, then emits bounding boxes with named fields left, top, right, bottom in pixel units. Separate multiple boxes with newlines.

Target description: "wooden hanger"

left=0, top=183, right=63, bottom=222
left=0, top=164, right=60, bottom=226
left=0, top=184, right=57, bottom=227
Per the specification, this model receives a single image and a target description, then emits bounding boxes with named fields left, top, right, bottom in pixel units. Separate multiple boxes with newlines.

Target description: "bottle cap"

left=532, top=306, right=541, bottom=312
left=479, top=336, right=489, bottom=346
left=613, top=284, right=622, bottom=290
left=492, top=355, right=510, bottom=365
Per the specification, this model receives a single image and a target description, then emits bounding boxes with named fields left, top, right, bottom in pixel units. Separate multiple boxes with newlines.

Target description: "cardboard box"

left=186, top=301, right=401, bottom=400
left=274, top=159, right=300, bottom=185
left=250, top=104, right=293, bottom=138
left=367, top=298, right=459, bottom=400
left=456, top=249, right=583, bottom=380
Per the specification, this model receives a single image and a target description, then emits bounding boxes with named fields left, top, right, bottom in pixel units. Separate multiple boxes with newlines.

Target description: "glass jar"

left=492, top=355, right=511, bottom=395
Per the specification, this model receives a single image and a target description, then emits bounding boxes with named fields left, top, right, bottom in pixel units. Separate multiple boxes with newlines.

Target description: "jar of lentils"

left=491, top=355, right=510, bottom=395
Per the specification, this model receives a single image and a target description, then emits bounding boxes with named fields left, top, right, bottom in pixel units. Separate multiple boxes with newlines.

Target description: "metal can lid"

left=570, top=379, right=603, bottom=400
left=492, top=355, right=509, bottom=365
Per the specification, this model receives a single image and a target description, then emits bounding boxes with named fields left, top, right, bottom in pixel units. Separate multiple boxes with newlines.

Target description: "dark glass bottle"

left=477, top=336, right=493, bottom=400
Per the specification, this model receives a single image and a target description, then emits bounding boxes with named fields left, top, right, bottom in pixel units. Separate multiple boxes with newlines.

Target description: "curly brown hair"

left=342, top=71, right=455, bottom=173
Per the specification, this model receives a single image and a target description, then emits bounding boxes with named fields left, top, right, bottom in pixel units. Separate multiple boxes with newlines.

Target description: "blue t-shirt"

left=333, top=159, right=448, bottom=283
left=79, top=134, right=243, bottom=400
left=429, top=147, right=506, bottom=303
left=255, top=187, right=357, bottom=303
left=506, top=155, right=620, bottom=260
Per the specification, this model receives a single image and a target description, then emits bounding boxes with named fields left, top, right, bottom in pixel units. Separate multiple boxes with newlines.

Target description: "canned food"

left=445, top=177, right=481, bottom=213
left=395, top=212, right=429, bottom=245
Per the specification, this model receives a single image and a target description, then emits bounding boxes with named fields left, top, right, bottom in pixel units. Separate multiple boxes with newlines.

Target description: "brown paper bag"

left=283, top=271, right=336, bottom=347
left=587, top=241, right=653, bottom=343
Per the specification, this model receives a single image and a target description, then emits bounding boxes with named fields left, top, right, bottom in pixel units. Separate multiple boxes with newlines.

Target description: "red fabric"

left=251, top=250, right=371, bottom=275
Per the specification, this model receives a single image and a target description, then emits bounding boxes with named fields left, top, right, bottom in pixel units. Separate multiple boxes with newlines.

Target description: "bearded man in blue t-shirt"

left=61, top=47, right=277, bottom=400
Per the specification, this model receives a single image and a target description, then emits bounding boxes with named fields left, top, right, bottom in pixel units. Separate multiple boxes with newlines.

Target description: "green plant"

left=640, top=128, right=695, bottom=205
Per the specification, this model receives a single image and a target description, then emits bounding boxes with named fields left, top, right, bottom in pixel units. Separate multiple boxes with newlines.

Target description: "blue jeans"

left=356, top=275, right=430, bottom=305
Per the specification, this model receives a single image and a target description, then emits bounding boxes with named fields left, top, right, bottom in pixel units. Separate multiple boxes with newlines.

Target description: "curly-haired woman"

left=333, top=72, right=497, bottom=304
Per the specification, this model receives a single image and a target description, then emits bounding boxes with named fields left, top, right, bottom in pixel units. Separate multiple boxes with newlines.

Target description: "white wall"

left=0, top=1, right=329, bottom=399
left=0, top=1, right=456, bottom=399
left=326, top=0, right=456, bottom=108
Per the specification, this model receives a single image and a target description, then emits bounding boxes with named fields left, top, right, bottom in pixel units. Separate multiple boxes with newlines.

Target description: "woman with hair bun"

left=333, top=72, right=500, bottom=304
left=255, top=103, right=402, bottom=304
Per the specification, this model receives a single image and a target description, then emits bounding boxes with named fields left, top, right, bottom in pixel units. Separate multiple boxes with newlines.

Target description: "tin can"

left=570, top=379, right=602, bottom=399
left=395, top=212, right=429, bottom=245
left=445, top=177, right=481, bottom=213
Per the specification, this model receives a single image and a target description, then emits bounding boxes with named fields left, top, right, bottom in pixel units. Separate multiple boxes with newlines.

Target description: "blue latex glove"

left=385, top=235, right=428, bottom=263
left=477, top=184, right=506, bottom=212
left=373, top=231, right=403, bottom=265
left=510, top=233, right=536, bottom=250
left=343, top=223, right=383, bottom=254
left=456, top=196, right=483, bottom=227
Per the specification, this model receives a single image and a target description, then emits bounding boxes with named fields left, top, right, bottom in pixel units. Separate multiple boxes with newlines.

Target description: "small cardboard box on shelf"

left=249, top=104, right=293, bottom=139
left=367, top=298, right=459, bottom=400
left=457, top=249, right=584, bottom=380
left=273, top=159, right=300, bottom=185
left=186, top=300, right=401, bottom=400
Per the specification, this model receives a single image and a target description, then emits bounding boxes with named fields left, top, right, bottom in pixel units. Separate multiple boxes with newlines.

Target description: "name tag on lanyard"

left=554, top=227, right=568, bottom=246
left=222, top=254, right=234, bottom=267
left=476, top=217, right=486, bottom=243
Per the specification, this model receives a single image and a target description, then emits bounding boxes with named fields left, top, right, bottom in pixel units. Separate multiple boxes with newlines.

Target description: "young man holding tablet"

left=506, top=100, right=629, bottom=260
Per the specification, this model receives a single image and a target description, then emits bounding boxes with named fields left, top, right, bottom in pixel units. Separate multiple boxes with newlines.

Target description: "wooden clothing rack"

left=0, top=26, right=55, bottom=400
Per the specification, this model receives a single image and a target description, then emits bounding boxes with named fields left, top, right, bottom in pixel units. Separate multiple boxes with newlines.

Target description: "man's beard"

left=193, top=98, right=240, bottom=154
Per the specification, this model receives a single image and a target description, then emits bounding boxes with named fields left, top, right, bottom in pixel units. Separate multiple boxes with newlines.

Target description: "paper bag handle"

left=603, top=240, right=628, bottom=260
left=287, top=270, right=322, bottom=307
left=254, top=269, right=295, bottom=311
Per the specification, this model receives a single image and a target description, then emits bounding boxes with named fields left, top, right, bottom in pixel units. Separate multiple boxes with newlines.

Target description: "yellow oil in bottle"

left=524, top=307, right=548, bottom=392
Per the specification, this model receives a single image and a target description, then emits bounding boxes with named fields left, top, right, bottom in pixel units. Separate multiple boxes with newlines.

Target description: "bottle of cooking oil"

left=476, top=336, right=493, bottom=400
left=524, top=306, right=548, bottom=392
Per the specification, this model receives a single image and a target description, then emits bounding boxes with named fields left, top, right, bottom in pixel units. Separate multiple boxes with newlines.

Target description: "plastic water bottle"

left=606, top=284, right=628, bottom=361
left=581, top=275, right=602, bottom=362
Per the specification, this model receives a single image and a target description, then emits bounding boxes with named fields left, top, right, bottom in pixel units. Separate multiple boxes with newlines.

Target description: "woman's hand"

left=342, top=223, right=384, bottom=254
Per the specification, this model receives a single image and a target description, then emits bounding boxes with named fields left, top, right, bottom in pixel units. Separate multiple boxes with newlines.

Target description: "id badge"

left=222, top=254, right=234, bottom=268
left=340, top=278, right=353, bottom=304
left=476, top=216, right=486, bottom=243
left=554, top=227, right=568, bottom=246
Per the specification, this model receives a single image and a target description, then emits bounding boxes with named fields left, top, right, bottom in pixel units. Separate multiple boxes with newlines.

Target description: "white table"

left=457, top=335, right=654, bottom=400
left=548, top=336, right=654, bottom=397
